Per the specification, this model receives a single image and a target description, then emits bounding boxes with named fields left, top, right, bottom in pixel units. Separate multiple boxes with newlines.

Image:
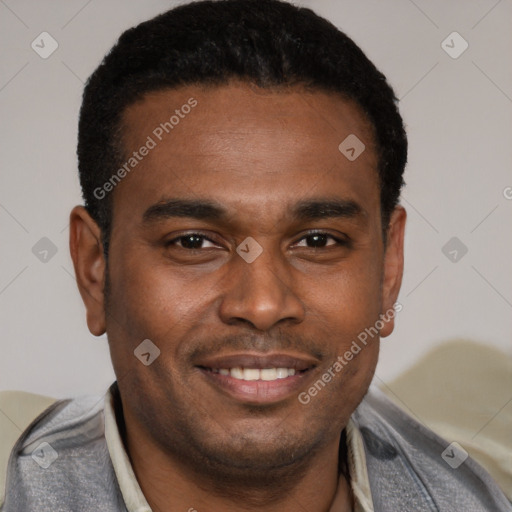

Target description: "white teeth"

left=243, top=368, right=260, bottom=381
left=276, top=367, right=291, bottom=378
left=230, top=367, right=244, bottom=379
left=220, top=367, right=297, bottom=381
left=260, top=368, right=277, bottom=381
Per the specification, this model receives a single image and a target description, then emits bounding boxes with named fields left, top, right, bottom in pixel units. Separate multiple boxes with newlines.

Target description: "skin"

left=70, top=82, right=406, bottom=512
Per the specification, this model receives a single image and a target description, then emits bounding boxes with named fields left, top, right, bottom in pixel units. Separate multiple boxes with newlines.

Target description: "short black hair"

left=77, top=0, right=407, bottom=255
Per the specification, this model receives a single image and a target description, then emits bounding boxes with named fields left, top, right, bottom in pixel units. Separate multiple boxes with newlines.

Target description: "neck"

left=125, top=424, right=351, bottom=512
left=111, top=384, right=353, bottom=511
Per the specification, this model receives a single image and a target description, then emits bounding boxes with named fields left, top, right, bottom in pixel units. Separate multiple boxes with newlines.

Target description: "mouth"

left=206, top=367, right=303, bottom=381
left=195, top=352, right=318, bottom=404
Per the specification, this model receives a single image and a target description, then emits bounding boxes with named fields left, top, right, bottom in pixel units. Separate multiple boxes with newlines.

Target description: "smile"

left=210, top=367, right=298, bottom=381
left=195, top=352, right=318, bottom=403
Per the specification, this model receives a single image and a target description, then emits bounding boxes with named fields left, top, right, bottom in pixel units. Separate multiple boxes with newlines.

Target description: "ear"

left=69, top=206, right=107, bottom=336
left=379, top=205, right=406, bottom=338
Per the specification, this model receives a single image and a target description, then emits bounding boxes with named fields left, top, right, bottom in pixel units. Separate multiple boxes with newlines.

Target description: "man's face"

left=82, top=83, right=404, bottom=477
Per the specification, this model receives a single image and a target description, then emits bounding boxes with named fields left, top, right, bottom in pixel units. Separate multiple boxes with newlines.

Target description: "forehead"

left=113, top=82, right=380, bottom=228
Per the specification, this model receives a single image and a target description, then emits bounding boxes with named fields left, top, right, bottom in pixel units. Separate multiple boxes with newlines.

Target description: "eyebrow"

left=142, top=197, right=366, bottom=224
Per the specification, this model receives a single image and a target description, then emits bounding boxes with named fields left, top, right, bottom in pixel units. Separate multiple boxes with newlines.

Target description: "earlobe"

left=69, top=205, right=107, bottom=336
left=379, top=205, right=406, bottom=338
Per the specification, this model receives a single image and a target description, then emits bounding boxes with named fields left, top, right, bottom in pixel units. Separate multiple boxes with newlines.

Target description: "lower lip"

left=197, top=368, right=311, bottom=404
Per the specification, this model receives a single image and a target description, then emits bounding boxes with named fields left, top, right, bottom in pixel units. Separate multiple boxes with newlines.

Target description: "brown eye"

left=295, top=232, right=349, bottom=249
left=166, top=233, right=219, bottom=250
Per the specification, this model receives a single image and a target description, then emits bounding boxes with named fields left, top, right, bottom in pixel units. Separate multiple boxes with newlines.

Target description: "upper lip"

left=195, top=352, right=319, bottom=371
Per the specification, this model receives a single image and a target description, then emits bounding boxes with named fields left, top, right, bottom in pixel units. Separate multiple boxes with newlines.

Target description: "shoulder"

left=353, top=386, right=512, bottom=511
left=0, top=390, right=58, bottom=507
left=0, top=390, right=112, bottom=511
left=379, top=340, right=512, bottom=501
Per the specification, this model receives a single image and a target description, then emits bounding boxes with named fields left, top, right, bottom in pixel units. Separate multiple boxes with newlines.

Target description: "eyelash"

left=165, top=230, right=349, bottom=250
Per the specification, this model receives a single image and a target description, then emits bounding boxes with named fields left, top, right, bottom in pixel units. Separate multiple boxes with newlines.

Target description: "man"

left=0, top=0, right=510, bottom=510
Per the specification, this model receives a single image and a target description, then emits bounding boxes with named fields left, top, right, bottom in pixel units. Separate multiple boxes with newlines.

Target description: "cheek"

left=309, top=253, right=383, bottom=337
left=298, top=340, right=378, bottom=431
left=109, top=252, right=203, bottom=341
left=302, top=251, right=382, bottom=399
left=105, top=259, right=198, bottom=392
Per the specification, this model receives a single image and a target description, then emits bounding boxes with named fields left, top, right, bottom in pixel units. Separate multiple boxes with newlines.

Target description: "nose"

left=218, top=244, right=305, bottom=331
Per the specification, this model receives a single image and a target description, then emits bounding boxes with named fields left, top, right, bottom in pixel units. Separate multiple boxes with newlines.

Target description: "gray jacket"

left=2, top=385, right=511, bottom=511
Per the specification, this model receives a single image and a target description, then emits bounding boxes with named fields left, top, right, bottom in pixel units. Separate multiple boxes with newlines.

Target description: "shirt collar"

left=103, top=383, right=374, bottom=512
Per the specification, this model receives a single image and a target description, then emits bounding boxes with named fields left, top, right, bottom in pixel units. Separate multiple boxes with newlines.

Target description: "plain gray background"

left=0, top=0, right=511, bottom=398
